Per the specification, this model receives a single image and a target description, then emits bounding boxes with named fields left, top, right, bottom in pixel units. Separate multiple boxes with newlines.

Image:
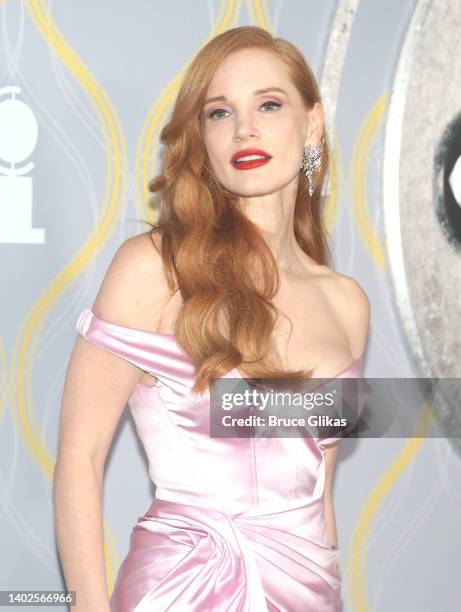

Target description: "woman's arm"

left=54, top=457, right=112, bottom=611
left=53, top=233, right=168, bottom=611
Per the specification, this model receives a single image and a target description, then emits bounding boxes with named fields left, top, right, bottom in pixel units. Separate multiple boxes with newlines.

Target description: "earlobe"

left=304, top=103, right=324, bottom=148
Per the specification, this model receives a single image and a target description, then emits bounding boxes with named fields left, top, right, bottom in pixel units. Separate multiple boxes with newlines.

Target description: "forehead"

left=206, top=48, right=294, bottom=95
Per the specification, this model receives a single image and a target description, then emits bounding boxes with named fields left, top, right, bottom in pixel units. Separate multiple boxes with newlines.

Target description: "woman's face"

left=200, top=47, right=317, bottom=198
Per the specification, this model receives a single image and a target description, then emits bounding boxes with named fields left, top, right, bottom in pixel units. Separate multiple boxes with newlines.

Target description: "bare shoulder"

left=92, top=231, right=175, bottom=332
left=318, top=267, right=371, bottom=358
left=328, top=270, right=370, bottom=315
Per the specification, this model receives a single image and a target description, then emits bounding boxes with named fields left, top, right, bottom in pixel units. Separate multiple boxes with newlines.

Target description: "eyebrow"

left=203, top=87, right=287, bottom=106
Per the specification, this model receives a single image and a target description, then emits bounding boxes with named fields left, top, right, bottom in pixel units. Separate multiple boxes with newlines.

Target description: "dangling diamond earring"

left=301, top=137, right=325, bottom=197
left=206, top=171, right=215, bottom=191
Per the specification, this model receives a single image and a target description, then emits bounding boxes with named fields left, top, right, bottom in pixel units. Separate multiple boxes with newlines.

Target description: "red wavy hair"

left=145, top=26, right=331, bottom=395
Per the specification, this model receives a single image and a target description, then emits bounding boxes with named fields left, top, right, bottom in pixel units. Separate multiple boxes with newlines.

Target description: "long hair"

left=146, top=26, right=331, bottom=395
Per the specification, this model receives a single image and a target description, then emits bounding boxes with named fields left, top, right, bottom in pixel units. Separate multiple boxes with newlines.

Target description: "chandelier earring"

left=206, top=172, right=214, bottom=191
left=301, top=137, right=325, bottom=197
left=206, top=170, right=215, bottom=191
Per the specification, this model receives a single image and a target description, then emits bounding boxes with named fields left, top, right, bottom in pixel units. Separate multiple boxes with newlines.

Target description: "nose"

left=233, top=113, right=260, bottom=142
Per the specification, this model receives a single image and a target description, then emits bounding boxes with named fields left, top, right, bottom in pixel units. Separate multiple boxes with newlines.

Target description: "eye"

left=261, top=100, right=282, bottom=112
left=208, top=108, right=229, bottom=120
left=207, top=100, right=282, bottom=120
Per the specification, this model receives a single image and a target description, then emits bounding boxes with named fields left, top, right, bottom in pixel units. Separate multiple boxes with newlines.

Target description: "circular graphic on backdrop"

left=384, top=1, right=461, bottom=445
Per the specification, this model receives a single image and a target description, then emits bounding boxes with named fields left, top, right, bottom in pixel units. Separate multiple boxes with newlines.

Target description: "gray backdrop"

left=1, top=1, right=460, bottom=610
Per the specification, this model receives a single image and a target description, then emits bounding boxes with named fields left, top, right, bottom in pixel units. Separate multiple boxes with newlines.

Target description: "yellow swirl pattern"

left=325, top=130, right=344, bottom=232
left=16, top=0, right=128, bottom=472
left=345, top=91, right=433, bottom=610
left=349, top=92, right=388, bottom=270
left=346, top=408, right=433, bottom=611
left=0, top=339, right=8, bottom=428
left=15, top=0, right=130, bottom=591
left=247, top=0, right=274, bottom=33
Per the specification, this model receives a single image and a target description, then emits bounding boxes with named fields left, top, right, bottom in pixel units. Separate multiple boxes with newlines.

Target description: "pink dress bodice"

left=76, top=307, right=366, bottom=612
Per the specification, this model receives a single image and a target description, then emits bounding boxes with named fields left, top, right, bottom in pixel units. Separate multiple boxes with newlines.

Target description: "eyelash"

left=207, top=100, right=282, bottom=120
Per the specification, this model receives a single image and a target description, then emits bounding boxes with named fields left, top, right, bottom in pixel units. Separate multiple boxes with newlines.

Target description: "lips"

left=230, top=148, right=272, bottom=163
left=230, top=148, right=272, bottom=170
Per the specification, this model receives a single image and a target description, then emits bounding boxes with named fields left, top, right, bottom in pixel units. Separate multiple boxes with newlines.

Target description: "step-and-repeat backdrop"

left=1, top=1, right=460, bottom=610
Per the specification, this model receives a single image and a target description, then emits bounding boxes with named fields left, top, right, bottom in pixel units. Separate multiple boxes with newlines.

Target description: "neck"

left=238, top=179, right=313, bottom=276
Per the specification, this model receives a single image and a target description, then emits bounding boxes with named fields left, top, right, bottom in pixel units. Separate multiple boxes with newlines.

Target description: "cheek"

left=280, top=126, right=305, bottom=164
left=285, top=122, right=305, bottom=146
left=202, top=129, right=226, bottom=164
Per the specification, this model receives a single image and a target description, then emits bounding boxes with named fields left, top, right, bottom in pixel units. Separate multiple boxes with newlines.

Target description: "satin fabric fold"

left=76, top=308, right=196, bottom=395
left=110, top=498, right=341, bottom=612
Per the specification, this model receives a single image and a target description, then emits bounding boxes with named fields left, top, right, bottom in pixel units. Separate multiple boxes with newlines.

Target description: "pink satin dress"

left=76, top=307, right=365, bottom=611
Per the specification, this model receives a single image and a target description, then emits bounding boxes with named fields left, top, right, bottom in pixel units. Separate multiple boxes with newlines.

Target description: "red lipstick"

left=230, top=148, right=272, bottom=170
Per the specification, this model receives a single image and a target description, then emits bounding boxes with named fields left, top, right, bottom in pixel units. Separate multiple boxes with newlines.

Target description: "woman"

left=54, top=26, right=370, bottom=612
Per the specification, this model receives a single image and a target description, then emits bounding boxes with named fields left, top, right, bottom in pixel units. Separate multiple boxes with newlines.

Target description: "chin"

left=227, top=180, right=283, bottom=197
left=230, top=188, right=273, bottom=198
